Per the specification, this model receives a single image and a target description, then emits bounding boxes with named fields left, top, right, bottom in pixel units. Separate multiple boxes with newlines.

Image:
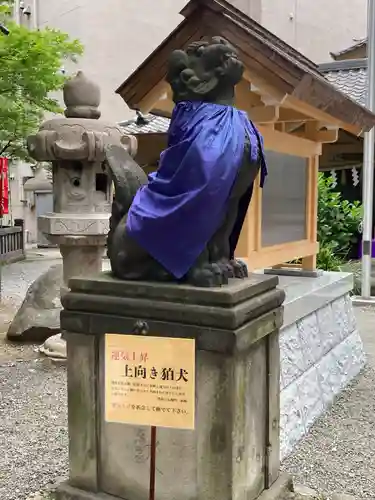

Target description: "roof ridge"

left=319, top=58, right=368, bottom=73
left=185, top=0, right=319, bottom=73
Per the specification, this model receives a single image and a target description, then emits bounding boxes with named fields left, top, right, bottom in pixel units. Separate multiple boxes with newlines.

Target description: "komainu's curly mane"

left=166, top=37, right=244, bottom=104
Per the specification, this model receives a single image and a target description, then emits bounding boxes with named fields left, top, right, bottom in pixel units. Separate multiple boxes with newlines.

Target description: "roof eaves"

left=318, top=59, right=368, bottom=111
left=119, top=113, right=170, bottom=135
left=330, top=37, right=367, bottom=58
left=319, top=58, right=368, bottom=73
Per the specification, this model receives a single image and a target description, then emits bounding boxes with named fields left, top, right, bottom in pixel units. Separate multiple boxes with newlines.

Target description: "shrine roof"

left=116, top=0, right=375, bottom=135
left=330, top=38, right=367, bottom=60
left=319, top=59, right=368, bottom=108
left=119, top=113, right=170, bottom=135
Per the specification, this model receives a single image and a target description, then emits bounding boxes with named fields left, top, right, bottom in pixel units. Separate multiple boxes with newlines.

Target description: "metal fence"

left=0, top=219, right=25, bottom=264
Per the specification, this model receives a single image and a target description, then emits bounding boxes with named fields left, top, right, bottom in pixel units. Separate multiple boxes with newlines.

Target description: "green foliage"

left=0, top=1, right=83, bottom=160
left=317, top=173, right=362, bottom=260
left=316, top=242, right=345, bottom=271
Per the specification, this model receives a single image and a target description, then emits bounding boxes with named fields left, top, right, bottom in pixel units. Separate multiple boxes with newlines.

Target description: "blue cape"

left=127, top=101, right=267, bottom=279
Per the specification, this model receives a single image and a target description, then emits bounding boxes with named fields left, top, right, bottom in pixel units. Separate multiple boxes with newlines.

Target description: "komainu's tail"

left=105, top=144, right=148, bottom=259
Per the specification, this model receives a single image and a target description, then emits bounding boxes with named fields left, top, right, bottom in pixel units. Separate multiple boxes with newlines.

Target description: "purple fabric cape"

left=127, top=101, right=267, bottom=279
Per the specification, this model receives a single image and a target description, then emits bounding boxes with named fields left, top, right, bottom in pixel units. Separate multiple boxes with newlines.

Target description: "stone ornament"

left=27, top=71, right=136, bottom=163
left=26, top=71, right=138, bottom=359
left=26, top=70, right=138, bottom=225
left=63, top=70, right=101, bottom=119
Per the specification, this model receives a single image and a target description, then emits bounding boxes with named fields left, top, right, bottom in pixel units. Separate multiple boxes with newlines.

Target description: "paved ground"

left=0, top=253, right=374, bottom=499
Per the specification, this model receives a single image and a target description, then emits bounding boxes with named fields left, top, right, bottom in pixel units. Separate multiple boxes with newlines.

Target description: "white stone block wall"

left=279, top=293, right=366, bottom=460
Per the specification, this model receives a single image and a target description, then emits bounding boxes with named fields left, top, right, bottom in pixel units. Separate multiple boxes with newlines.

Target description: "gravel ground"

left=0, top=255, right=62, bottom=364
left=1, top=255, right=375, bottom=499
left=282, top=367, right=375, bottom=498
left=0, top=255, right=61, bottom=307
left=0, top=253, right=67, bottom=500
left=282, top=307, right=375, bottom=499
left=0, top=359, right=67, bottom=500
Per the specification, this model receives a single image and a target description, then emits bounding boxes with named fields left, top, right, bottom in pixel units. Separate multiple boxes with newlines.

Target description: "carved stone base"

left=38, top=213, right=109, bottom=237
left=57, top=274, right=285, bottom=500
left=55, top=474, right=293, bottom=500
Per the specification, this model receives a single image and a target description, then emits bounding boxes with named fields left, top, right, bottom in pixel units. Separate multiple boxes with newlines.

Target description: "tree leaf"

left=0, top=3, right=83, bottom=161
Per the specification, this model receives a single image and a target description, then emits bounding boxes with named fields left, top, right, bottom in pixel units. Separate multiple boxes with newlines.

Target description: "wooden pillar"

left=236, top=172, right=262, bottom=261
left=302, top=154, right=319, bottom=271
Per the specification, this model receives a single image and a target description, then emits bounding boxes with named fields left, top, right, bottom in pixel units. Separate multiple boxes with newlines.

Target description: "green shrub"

left=316, top=242, right=345, bottom=271
left=317, top=173, right=362, bottom=260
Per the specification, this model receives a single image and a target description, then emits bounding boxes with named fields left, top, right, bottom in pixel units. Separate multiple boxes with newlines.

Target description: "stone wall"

left=279, top=292, right=365, bottom=459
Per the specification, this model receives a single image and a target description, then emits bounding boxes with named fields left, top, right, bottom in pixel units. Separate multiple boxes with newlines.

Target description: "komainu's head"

left=166, top=37, right=244, bottom=103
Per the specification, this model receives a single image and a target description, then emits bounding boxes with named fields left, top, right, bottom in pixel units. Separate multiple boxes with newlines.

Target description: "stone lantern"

left=27, top=71, right=136, bottom=358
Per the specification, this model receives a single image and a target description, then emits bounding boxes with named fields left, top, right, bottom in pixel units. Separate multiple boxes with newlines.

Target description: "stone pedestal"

left=56, top=273, right=290, bottom=500
left=60, top=244, right=103, bottom=283
left=47, top=235, right=107, bottom=297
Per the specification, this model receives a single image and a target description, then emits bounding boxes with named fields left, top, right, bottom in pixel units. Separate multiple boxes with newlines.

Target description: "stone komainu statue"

left=106, top=37, right=267, bottom=287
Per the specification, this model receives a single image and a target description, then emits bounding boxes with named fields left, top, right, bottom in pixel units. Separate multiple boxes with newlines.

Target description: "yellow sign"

left=104, top=334, right=195, bottom=430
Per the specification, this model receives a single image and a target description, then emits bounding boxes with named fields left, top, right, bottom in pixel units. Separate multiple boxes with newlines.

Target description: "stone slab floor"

left=0, top=255, right=374, bottom=499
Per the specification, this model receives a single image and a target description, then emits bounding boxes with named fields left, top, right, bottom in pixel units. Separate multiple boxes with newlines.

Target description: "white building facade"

left=8, top=0, right=368, bottom=242
left=13, top=0, right=368, bottom=122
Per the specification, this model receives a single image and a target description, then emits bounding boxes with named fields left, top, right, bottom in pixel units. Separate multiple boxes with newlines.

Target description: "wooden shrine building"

left=116, top=0, right=375, bottom=272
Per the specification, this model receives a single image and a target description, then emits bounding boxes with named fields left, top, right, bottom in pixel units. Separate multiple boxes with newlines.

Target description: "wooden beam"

left=243, top=72, right=361, bottom=135
left=243, top=70, right=288, bottom=106
left=285, top=122, right=304, bottom=133
left=304, top=122, right=339, bottom=143
left=320, top=142, right=363, bottom=155
left=275, top=123, right=286, bottom=133
left=152, top=98, right=174, bottom=117
left=284, top=95, right=363, bottom=136
left=248, top=105, right=280, bottom=123
left=137, top=80, right=169, bottom=114
left=150, top=86, right=175, bottom=116
left=258, top=125, right=322, bottom=157
left=340, top=129, right=363, bottom=142
left=319, top=163, right=361, bottom=171
left=314, top=129, right=339, bottom=143
left=244, top=241, right=319, bottom=271
left=278, top=108, right=315, bottom=122
left=235, top=79, right=262, bottom=109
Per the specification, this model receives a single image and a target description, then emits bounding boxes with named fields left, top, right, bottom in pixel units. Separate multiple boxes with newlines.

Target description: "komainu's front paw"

left=185, top=263, right=225, bottom=287
left=229, top=259, right=248, bottom=279
left=216, top=259, right=234, bottom=279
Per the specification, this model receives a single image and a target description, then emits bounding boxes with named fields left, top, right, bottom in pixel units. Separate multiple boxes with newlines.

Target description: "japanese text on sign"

left=105, top=334, right=195, bottom=429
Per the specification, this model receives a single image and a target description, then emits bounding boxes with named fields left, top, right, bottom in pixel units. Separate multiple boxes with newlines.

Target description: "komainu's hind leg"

left=208, top=148, right=259, bottom=279
left=185, top=247, right=225, bottom=287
